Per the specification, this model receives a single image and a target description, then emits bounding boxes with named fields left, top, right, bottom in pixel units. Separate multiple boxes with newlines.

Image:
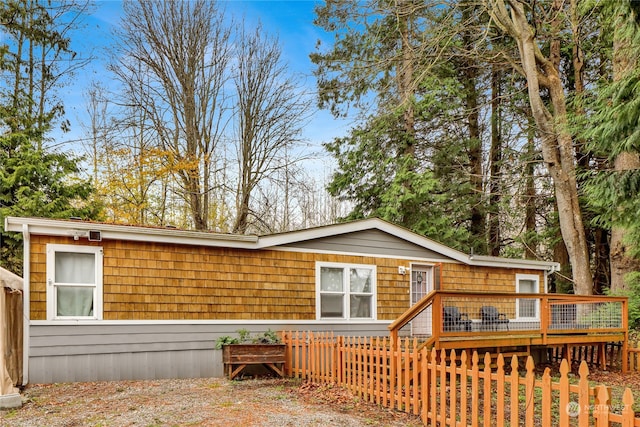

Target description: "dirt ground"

left=0, top=377, right=423, bottom=427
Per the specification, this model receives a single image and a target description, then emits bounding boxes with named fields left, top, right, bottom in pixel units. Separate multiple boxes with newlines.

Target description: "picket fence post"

left=558, top=359, right=570, bottom=427
left=430, top=347, right=437, bottom=424
left=495, top=354, right=505, bottom=427
left=542, top=367, right=552, bottom=426
left=449, top=349, right=457, bottom=424
left=419, top=346, right=428, bottom=424
left=460, top=350, right=468, bottom=426
left=483, top=353, right=492, bottom=427
left=509, top=355, right=519, bottom=426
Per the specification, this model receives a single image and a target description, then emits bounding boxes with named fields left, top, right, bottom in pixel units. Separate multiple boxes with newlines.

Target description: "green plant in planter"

left=236, top=328, right=251, bottom=342
left=253, top=329, right=280, bottom=344
left=215, top=328, right=281, bottom=349
left=214, top=335, right=240, bottom=350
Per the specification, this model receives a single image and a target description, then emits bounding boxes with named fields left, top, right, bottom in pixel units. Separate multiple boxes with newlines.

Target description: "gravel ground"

left=0, top=377, right=423, bottom=427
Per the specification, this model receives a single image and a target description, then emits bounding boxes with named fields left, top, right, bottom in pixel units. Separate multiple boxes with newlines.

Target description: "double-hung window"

left=516, top=274, right=539, bottom=320
left=316, top=262, right=376, bottom=320
left=46, top=244, right=103, bottom=320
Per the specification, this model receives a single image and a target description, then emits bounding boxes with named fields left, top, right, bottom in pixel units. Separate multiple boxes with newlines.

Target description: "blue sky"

left=59, top=0, right=353, bottom=168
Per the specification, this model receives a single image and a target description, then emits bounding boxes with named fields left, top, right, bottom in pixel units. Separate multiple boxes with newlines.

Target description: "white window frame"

left=316, top=262, right=377, bottom=320
left=516, top=273, right=540, bottom=320
left=46, top=244, right=103, bottom=320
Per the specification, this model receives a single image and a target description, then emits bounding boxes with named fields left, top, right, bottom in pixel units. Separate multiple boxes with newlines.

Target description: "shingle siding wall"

left=28, top=235, right=544, bottom=322
left=29, top=236, right=416, bottom=321
left=441, top=263, right=544, bottom=292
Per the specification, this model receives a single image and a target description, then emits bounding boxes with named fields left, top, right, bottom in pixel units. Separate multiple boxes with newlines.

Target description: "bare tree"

left=231, top=23, right=312, bottom=234
left=83, top=81, right=111, bottom=186
left=112, top=0, right=231, bottom=230
left=84, top=77, right=173, bottom=226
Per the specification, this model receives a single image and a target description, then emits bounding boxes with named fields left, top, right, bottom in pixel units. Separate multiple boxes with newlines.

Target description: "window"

left=46, top=244, right=103, bottom=320
left=316, top=262, right=376, bottom=320
left=516, top=274, right=539, bottom=319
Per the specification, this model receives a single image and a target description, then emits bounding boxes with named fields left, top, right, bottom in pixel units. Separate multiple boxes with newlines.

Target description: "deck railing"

left=281, top=331, right=640, bottom=427
left=389, top=291, right=628, bottom=342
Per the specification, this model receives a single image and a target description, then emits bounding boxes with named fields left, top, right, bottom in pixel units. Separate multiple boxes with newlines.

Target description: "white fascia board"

left=7, top=217, right=560, bottom=272
left=4, top=217, right=258, bottom=249
left=467, top=255, right=560, bottom=271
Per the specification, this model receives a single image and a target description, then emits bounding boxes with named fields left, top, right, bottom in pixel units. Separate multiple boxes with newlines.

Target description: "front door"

left=411, top=265, right=433, bottom=336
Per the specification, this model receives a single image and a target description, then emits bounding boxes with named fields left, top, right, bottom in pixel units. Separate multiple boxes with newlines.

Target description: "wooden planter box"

left=222, top=344, right=286, bottom=380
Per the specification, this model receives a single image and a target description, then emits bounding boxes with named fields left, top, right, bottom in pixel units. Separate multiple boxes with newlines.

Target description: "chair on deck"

left=480, top=305, right=509, bottom=331
left=443, top=306, right=472, bottom=332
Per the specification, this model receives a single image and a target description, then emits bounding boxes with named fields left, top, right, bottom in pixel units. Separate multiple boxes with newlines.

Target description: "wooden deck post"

left=541, top=296, right=549, bottom=345
left=622, top=300, right=629, bottom=373
left=598, top=343, right=607, bottom=371
left=563, top=344, right=572, bottom=368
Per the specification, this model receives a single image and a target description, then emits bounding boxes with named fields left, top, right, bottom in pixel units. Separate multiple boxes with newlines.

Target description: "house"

left=4, top=216, right=559, bottom=384
left=0, top=267, right=22, bottom=408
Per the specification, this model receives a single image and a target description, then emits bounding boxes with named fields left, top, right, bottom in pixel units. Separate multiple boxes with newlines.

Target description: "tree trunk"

left=523, top=115, right=537, bottom=260
left=488, top=66, right=502, bottom=257
left=609, top=9, right=640, bottom=293
left=491, top=0, right=593, bottom=294
left=461, top=5, right=485, bottom=254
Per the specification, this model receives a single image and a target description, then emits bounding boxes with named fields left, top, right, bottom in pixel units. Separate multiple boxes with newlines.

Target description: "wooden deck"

left=388, top=290, right=629, bottom=371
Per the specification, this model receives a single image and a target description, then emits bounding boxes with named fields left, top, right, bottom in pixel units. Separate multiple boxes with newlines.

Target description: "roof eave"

left=5, top=217, right=561, bottom=271
left=467, top=255, right=560, bottom=271
left=4, top=217, right=258, bottom=248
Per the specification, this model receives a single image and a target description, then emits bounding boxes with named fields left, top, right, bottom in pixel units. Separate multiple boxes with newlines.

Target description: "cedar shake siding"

left=28, top=235, right=543, bottom=322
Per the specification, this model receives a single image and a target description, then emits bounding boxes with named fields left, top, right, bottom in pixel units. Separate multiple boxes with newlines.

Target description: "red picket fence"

left=281, top=331, right=640, bottom=426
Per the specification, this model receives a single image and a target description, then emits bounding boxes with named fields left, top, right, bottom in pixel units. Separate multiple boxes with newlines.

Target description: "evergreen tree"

left=584, top=0, right=640, bottom=292
left=0, top=0, right=99, bottom=274
left=313, top=0, right=488, bottom=251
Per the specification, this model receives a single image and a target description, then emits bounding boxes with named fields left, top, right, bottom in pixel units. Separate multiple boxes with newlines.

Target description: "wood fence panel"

left=282, top=331, right=640, bottom=427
